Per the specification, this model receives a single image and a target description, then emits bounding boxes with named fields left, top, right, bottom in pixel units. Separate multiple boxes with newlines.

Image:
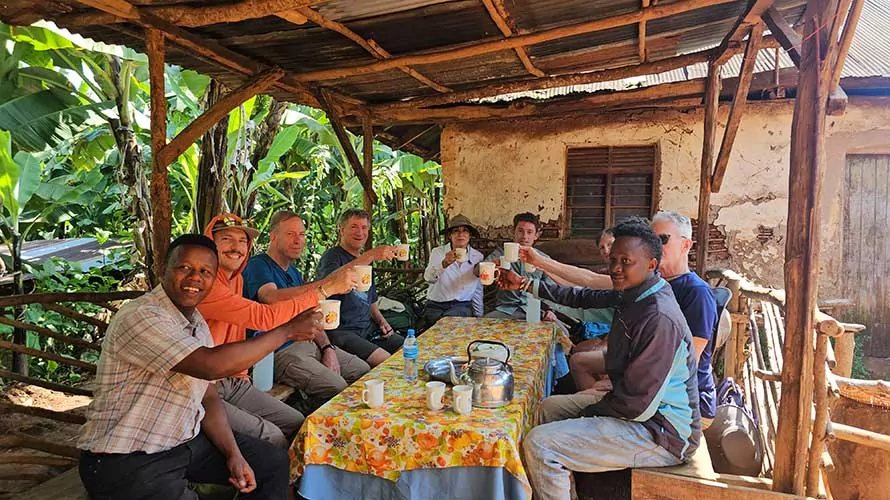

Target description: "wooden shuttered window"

left=564, top=145, right=657, bottom=238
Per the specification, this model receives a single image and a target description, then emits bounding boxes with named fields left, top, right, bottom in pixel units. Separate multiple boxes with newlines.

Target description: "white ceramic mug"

left=478, top=261, right=497, bottom=285
left=503, top=242, right=520, bottom=262
left=523, top=261, right=537, bottom=274
left=362, top=379, right=384, bottom=408
left=355, top=265, right=373, bottom=292
left=454, top=247, right=468, bottom=262
left=320, top=300, right=341, bottom=330
left=499, top=257, right=511, bottom=269
left=395, top=244, right=410, bottom=261
left=426, top=381, right=446, bottom=411
left=453, top=385, right=473, bottom=415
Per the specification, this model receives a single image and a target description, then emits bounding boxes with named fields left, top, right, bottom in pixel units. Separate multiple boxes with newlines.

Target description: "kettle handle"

left=467, top=340, right=511, bottom=364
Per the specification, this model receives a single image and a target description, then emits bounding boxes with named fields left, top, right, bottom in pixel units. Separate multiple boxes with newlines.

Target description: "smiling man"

left=198, top=213, right=358, bottom=448
left=497, top=218, right=700, bottom=500
left=77, top=234, right=324, bottom=500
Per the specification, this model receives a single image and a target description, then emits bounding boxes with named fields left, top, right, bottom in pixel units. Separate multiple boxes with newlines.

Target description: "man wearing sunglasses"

left=651, top=211, right=718, bottom=426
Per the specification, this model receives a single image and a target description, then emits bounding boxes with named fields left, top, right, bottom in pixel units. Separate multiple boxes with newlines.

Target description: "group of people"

left=75, top=205, right=720, bottom=500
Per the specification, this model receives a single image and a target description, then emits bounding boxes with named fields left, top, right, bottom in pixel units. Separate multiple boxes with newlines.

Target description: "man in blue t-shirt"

left=651, top=211, right=718, bottom=423
left=316, top=209, right=404, bottom=367
left=243, top=211, right=370, bottom=402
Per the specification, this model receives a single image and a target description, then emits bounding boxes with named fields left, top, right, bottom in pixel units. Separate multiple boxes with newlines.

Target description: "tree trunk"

left=11, top=231, right=27, bottom=376
left=109, top=56, right=154, bottom=285
left=195, top=79, right=228, bottom=231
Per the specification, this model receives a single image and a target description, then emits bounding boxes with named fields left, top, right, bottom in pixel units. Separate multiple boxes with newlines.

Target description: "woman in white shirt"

left=423, top=214, right=484, bottom=326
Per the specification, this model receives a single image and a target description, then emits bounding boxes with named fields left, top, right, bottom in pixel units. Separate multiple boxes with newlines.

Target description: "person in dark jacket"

left=498, top=218, right=700, bottom=500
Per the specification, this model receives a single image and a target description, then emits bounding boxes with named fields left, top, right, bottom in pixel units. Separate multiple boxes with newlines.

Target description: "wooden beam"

left=146, top=27, right=169, bottom=285
left=696, top=59, right=721, bottom=274
left=0, top=291, right=144, bottom=308
left=362, top=117, right=374, bottom=250
left=830, top=0, right=864, bottom=92
left=295, top=7, right=451, bottom=93
left=0, top=340, right=96, bottom=372
left=0, top=369, right=93, bottom=397
left=832, top=422, right=890, bottom=453
left=714, top=0, right=778, bottom=65
left=72, top=0, right=322, bottom=108
left=0, top=401, right=86, bottom=425
left=711, top=22, right=764, bottom=193
left=772, top=0, right=833, bottom=494
left=0, top=433, right=82, bottom=458
left=763, top=7, right=802, bottom=66
left=482, top=0, right=545, bottom=77
left=276, top=10, right=309, bottom=25
left=295, top=0, right=738, bottom=82
left=322, top=91, right=378, bottom=205
left=0, top=317, right=102, bottom=352
left=632, top=470, right=818, bottom=499
left=0, top=454, right=77, bottom=467
left=67, top=0, right=321, bottom=27
left=806, top=332, right=831, bottom=496
left=157, top=68, right=284, bottom=166
left=366, top=38, right=779, bottom=116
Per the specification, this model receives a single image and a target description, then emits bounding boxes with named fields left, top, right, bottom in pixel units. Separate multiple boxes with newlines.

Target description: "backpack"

left=704, top=377, right=764, bottom=476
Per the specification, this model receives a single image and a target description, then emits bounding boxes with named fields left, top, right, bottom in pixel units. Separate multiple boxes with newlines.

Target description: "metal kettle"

left=448, top=340, right=514, bottom=408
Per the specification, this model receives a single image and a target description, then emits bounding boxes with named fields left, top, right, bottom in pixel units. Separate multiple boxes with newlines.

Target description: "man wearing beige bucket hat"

left=423, top=214, right=484, bottom=326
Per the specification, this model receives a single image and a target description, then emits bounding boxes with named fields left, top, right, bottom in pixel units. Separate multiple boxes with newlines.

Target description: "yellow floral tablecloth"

left=288, top=317, right=556, bottom=496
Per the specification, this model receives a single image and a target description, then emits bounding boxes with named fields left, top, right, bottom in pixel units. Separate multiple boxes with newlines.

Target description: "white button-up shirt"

left=424, top=243, right=484, bottom=315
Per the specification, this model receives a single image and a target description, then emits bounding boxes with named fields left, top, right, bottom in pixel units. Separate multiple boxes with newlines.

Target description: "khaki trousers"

left=216, top=377, right=304, bottom=449
left=274, top=341, right=370, bottom=401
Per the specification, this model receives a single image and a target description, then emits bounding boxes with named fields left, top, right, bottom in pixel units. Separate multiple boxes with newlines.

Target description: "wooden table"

left=288, top=316, right=557, bottom=500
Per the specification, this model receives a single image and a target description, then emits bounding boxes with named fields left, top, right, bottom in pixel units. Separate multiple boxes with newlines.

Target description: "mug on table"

left=452, top=384, right=473, bottom=415
left=426, top=381, right=446, bottom=411
left=362, top=379, right=385, bottom=408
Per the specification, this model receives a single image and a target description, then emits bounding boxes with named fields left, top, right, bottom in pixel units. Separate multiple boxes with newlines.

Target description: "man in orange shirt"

left=197, top=214, right=357, bottom=448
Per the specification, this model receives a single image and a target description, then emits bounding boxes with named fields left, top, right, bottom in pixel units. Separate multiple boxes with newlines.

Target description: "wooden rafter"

left=711, top=22, right=764, bottom=193
left=696, top=59, right=721, bottom=274
left=366, top=37, right=779, bottom=117
left=71, top=0, right=325, bottom=108
left=294, top=7, right=451, bottom=93
left=295, top=0, right=738, bottom=82
left=639, top=0, right=651, bottom=62
left=321, top=90, right=378, bottom=205
left=714, top=0, right=776, bottom=65
left=762, top=7, right=802, bottom=66
left=830, top=0, right=864, bottom=92
left=481, top=0, right=545, bottom=77
left=67, top=0, right=321, bottom=27
left=157, top=68, right=285, bottom=166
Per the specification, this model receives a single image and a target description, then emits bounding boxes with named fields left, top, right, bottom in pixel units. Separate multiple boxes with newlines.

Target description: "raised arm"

left=198, top=280, right=317, bottom=332
left=520, top=247, right=612, bottom=289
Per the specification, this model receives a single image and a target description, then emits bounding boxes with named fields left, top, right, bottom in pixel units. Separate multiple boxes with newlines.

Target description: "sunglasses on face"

left=658, top=234, right=671, bottom=245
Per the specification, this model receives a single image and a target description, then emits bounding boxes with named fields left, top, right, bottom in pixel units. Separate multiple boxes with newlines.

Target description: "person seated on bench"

left=198, top=214, right=358, bottom=448
left=423, top=214, right=484, bottom=325
left=498, top=218, right=700, bottom=500
left=651, top=211, right=718, bottom=426
left=78, top=234, right=323, bottom=500
left=243, top=211, right=371, bottom=405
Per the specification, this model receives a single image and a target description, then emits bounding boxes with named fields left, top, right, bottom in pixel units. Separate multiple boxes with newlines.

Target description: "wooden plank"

left=0, top=455, right=76, bottom=467
left=295, top=0, right=737, bottom=82
left=696, top=59, right=721, bottom=274
left=0, top=317, right=102, bottom=352
left=146, top=27, right=169, bottom=285
left=11, top=468, right=88, bottom=500
left=714, top=0, right=777, bottom=65
left=481, top=0, right=545, bottom=77
left=632, top=469, right=815, bottom=499
left=157, top=68, right=285, bottom=166
left=0, top=291, right=144, bottom=308
left=67, top=0, right=321, bottom=27
left=773, top=0, right=832, bottom=492
left=321, top=90, right=378, bottom=205
left=762, top=7, right=802, bottom=66
left=711, top=22, right=764, bottom=193
left=0, top=369, right=93, bottom=397
left=0, top=341, right=97, bottom=373
left=806, top=332, right=831, bottom=496
left=832, top=422, right=890, bottom=453
left=0, top=434, right=81, bottom=459
left=0, top=402, right=86, bottom=425
left=295, top=7, right=451, bottom=93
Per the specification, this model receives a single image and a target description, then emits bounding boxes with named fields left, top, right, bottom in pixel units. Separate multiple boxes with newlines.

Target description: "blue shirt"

left=242, top=253, right=306, bottom=351
left=669, top=272, right=718, bottom=418
left=316, top=246, right=377, bottom=332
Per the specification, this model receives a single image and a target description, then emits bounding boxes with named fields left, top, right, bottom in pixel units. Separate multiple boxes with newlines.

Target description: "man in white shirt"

left=423, top=214, right=484, bottom=325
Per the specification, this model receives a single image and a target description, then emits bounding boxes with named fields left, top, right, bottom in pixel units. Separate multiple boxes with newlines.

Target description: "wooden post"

left=696, top=60, right=721, bottom=275
left=10, top=232, right=26, bottom=376
left=724, top=276, right=745, bottom=381
left=146, top=28, right=169, bottom=286
left=806, top=332, right=831, bottom=496
left=772, top=0, right=834, bottom=494
left=362, top=117, right=374, bottom=250
left=834, top=332, right=855, bottom=377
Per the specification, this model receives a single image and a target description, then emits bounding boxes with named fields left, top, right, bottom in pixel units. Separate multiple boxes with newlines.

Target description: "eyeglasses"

left=658, top=234, right=671, bottom=245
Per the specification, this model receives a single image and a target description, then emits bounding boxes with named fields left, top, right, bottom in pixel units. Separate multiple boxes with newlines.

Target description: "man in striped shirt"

left=77, top=234, right=321, bottom=499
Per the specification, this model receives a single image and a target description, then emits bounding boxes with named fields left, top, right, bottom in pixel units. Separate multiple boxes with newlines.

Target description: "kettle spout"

left=447, top=359, right=462, bottom=386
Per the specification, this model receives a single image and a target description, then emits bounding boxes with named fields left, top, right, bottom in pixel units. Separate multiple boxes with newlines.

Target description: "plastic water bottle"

left=403, top=329, right=418, bottom=382
left=253, top=352, right=274, bottom=391
left=526, top=293, right=541, bottom=324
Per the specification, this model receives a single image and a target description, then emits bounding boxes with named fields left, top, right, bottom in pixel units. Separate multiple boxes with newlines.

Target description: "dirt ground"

left=0, top=384, right=91, bottom=499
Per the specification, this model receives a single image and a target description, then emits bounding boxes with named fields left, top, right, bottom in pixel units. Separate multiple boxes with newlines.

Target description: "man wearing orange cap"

left=198, top=214, right=358, bottom=448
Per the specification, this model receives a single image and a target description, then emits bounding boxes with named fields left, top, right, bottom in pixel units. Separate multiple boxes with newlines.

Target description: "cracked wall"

left=441, top=97, right=890, bottom=292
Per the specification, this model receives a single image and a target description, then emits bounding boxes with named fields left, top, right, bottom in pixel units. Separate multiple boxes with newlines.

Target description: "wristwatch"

left=320, top=344, right=335, bottom=353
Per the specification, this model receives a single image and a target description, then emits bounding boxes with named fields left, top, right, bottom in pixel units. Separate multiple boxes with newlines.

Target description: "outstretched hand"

left=519, top=246, right=544, bottom=267
left=496, top=269, right=526, bottom=291
left=283, top=308, right=324, bottom=342
left=325, top=266, right=360, bottom=295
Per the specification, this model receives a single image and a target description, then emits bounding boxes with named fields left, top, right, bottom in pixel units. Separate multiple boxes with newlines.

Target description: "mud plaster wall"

left=440, top=96, right=890, bottom=292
